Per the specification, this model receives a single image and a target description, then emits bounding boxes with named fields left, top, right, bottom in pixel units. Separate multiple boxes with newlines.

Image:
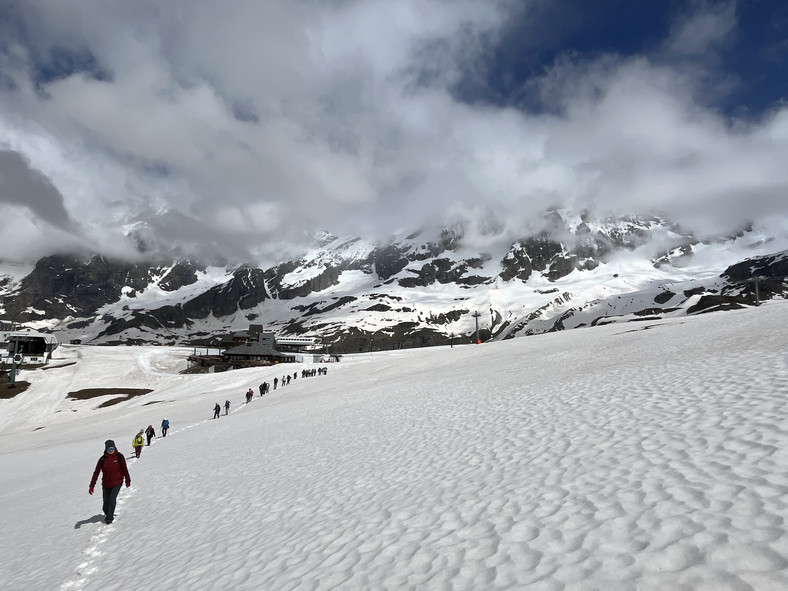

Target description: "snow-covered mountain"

left=0, top=211, right=786, bottom=351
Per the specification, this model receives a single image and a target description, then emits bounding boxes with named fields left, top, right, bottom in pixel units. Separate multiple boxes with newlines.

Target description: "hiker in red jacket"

left=89, top=440, right=131, bottom=524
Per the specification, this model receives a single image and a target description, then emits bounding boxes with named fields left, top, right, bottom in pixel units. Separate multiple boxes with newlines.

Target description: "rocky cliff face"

left=4, top=255, right=155, bottom=319
left=0, top=212, right=785, bottom=350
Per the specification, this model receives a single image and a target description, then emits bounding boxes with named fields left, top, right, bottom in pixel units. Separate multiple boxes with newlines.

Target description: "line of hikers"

left=214, top=380, right=271, bottom=417
left=132, top=417, right=170, bottom=457
left=91, top=366, right=331, bottom=523
left=88, top=417, right=170, bottom=524
left=212, top=368, right=329, bottom=419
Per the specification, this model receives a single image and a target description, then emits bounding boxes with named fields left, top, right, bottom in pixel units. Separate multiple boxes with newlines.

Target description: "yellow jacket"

left=132, top=434, right=145, bottom=447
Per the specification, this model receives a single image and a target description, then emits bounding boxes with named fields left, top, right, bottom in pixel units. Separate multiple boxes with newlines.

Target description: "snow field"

left=0, top=302, right=787, bottom=590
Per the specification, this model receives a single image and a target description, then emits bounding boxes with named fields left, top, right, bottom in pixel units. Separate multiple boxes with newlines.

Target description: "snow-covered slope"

left=1, top=213, right=786, bottom=350
left=1, top=301, right=787, bottom=589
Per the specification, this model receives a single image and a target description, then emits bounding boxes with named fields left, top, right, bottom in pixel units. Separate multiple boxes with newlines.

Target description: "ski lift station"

left=1, top=324, right=59, bottom=366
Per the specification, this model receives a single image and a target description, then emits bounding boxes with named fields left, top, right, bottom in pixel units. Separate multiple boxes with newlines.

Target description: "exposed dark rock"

left=277, top=266, right=342, bottom=299
left=687, top=295, right=747, bottom=314
left=465, top=257, right=488, bottom=269
left=500, top=246, right=534, bottom=282
left=97, top=311, right=164, bottom=337
left=500, top=233, right=565, bottom=282
left=369, top=293, right=402, bottom=301
left=303, top=296, right=356, bottom=316
left=365, top=303, right=391, bottom=312
left=654, top=291, right=675, bottom=304
left=545, top=255, right=580, bottom=282
left=183, top=267, right=268, bottom=318
left=4, top=255, right=154, bottom=321
left=456, top=276, right=489, bottom=286
left=683, top=287, right=705, bottom=298
left=426, top=310, right=466, bottom=325
left=372, top=244, right=410, bottom=280
left=722, top=250, right=788, bottom=283
left=159, top=261, right=200, bottom=291
left=263, top=260, right=298, bottom=296
left=398, top=263, right=437, bottom=288
left=654, top=242, right=696, bottom=267
left=330, top=323, right=463, bottom=353
left=149, top=304, right=193, bottom=328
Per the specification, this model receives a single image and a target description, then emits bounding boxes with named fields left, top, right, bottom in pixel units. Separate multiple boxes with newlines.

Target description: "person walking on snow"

left=161, top=418, right=169, bottom=437
left=224, top=399, right=231, bottom=415
left=145, top=425, right=155, bottom=446
left=213, top=403, right=221, bottom=419
left=132, top=430, right=145, bottom=458
left=89, top=440, right=131, bottom=524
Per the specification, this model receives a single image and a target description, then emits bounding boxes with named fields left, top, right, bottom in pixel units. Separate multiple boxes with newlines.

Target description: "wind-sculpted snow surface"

left=1, top=303, right=787, bottom=590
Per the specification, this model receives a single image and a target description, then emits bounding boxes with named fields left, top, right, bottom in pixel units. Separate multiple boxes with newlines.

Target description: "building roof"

left=223, top=342, right=291, bottom=358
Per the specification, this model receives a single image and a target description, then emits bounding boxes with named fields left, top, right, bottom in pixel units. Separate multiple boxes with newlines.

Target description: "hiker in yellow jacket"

left=132, top=430, right=145, bottom=458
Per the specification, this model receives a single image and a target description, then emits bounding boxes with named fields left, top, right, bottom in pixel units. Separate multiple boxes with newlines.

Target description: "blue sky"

left=454, top=0, right=788, bottom=116
left=0, top=0, right=786, bottom=263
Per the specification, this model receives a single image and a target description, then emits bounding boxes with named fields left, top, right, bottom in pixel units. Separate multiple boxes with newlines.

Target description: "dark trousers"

left=146, top=435, right=153, bottom=445
left=162, top=428, right=168, bottom=436
left=102, top=485, right=121, bottom=521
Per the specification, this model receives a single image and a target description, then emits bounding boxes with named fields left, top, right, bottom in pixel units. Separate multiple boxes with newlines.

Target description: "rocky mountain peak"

left=0, top=213, right=785, bottom=351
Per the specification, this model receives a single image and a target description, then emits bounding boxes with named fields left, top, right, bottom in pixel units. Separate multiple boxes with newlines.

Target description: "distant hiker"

left=273, top=377, right=278, bottom=390
left=89, top=440, right=131, bottom=524
left=161, top=418, right=169, bottom=437
left=132, top=430, right=145, bottom=458
left=224, top=399, right=231, bottom=415
left=259, top=383, right=264, bottom=397
left=286, top=375, right=291, bottom=385
left=213, top=403, right=221, bottom=419
left=145, top=425, right=155, bottom=446
left=245, top=389, right=253, bottom=404
left=293, top=372, right=297, bottom=380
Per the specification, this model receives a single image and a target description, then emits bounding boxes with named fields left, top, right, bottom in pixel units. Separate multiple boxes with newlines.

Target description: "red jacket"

left=90, top=452, right=131, bottom=489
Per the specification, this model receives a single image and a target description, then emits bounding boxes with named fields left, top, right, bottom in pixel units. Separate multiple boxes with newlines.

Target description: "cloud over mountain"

left=0, top=0, right=786, bottom=263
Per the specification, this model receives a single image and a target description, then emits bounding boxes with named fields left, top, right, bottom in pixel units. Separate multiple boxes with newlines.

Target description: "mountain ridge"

left=1, top=212, right=785, bottom=352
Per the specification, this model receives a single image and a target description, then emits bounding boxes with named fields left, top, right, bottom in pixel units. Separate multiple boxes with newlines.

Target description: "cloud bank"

left=0, top=0, right=786, bottom=264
